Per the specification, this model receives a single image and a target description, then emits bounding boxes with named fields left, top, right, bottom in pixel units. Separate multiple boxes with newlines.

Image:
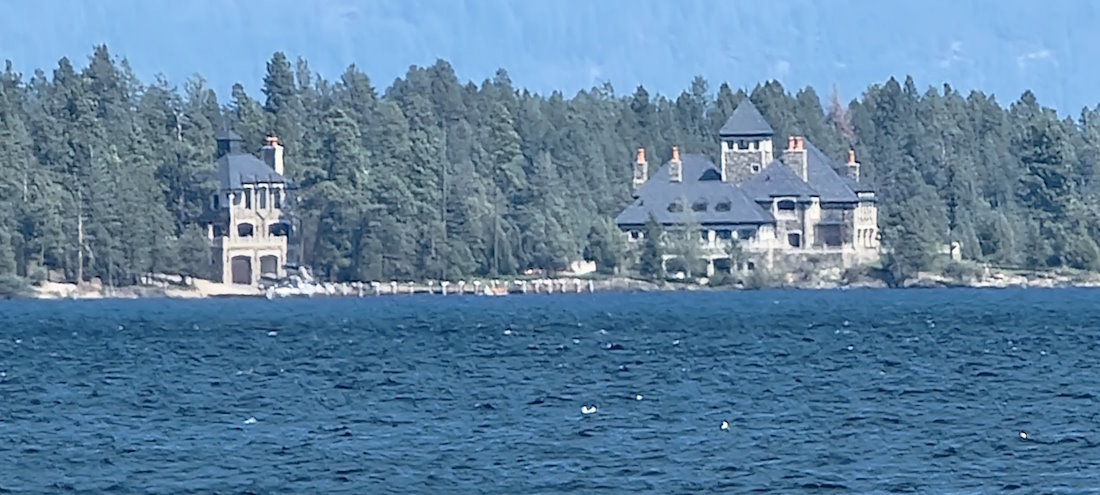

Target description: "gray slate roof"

left=615, top=153, right=773, bottom=227
left=214, top=152, right=290, bottom=190
left=719, top=100, right=774, bottom=137
left=739, top=160, right=818, bottom=202
left=844, top=176, right=875, bottom=194
left=803, top=141, right=859, bottom=203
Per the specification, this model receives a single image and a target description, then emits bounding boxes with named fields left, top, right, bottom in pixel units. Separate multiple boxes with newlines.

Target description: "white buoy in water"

left=720, top=420, right=729, bottom=431
left=244, top=417, right=258, bottom=425
left=1020, top=431, right=1028, bottom=439
left=635, top=394, right=643, bottom=401
left=581, top=405, right=597, bottom=415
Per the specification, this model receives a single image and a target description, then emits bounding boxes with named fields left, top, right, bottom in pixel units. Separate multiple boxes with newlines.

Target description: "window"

left=244, top=189, right=252, bottom=209
left=715, top=201, right=731, bottom=212
left=738, top=140, right=748, bottom=150
left=788, top=232, right=802, bottom=248
left=258, top=187, right=268, bottom=209
left=667, top=201, right=684, bottom=213
left=716, top=229, right=732, bottom=240
left=746, top=261, right=756, bottom=271
left=629, top=230, right=642, bottom=241
left=232, top=193, right=241, bottom=206
left=237, top=223, right=254, bottom=237
left=212, top=194, right=220, bottom=209
left=274, top=188, right=283, bottom=209
left=269, top=223, right=290, bottom=237
left=777, top=199, right=796, bottom=211
left=751, top=164, right=761, bottom=173
left=737, top=228, right=757, bottom=241
left=699, top=230, right=709, bottom=242
left=691, top=201, right=707, bottom=212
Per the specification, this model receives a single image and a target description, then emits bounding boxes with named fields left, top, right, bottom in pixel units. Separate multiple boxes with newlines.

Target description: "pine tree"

left=638, top=215, right=665, bottom=279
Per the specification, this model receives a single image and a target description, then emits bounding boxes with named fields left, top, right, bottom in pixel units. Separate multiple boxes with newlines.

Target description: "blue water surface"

left=1, top=289, right=1098, bottom=493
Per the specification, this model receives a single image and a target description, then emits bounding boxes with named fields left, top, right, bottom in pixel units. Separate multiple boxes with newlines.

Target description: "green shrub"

left=0, top=275, right=30, bottom=299
left=941, top=260, right=982, bottom=281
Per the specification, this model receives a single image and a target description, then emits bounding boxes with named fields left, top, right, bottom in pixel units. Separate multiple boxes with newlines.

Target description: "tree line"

left=1, top=45, right=1098, bottom=286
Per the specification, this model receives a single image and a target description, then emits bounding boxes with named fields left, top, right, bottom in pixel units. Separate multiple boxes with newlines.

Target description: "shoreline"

left=17, top=268, right=1100, bottom=300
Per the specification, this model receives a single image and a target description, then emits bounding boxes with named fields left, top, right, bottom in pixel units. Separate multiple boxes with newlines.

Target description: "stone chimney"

left=668, top=146, right=682, bottom=183
left=632, top=147, right=648, bottom=194
left=846, top=147, right=861, bottom=182
left=780, top=135, right=808, bottom=182
left=261, top=136, right=284, bottom=176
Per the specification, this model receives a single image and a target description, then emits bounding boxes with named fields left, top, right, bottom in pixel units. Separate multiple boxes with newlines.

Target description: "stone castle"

left=201, top=129, right=296, bottom=285
left=614, top=100, right=879, bottom=275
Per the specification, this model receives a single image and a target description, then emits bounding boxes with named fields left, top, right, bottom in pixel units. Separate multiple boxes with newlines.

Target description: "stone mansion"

left=202, top=129, right=296, bottom=285
left=614, top=100, right=879, bottom=275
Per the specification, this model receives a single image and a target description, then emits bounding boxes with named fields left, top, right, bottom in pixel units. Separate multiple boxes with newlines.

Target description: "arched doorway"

left=231, top=256, right=252, bottom=284
left=259, top=255, right=279, bottom=277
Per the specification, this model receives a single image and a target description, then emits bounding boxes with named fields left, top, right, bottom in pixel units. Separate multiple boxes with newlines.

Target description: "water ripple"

left=0, top=288, right=1099, bottom=492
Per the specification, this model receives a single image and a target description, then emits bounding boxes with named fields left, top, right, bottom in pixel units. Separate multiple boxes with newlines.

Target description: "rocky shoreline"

left=20, top=267, right=1100, bottom=300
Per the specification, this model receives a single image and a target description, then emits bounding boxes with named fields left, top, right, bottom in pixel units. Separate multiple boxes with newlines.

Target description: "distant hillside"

left=2, top=0, right=1099, bottom=112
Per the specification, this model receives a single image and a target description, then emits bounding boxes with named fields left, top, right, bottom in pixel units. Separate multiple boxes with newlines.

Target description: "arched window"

left=237, top=223, right=254, bottom=237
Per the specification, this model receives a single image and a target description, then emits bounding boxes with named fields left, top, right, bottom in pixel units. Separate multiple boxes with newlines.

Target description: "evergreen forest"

left=1, top=46, right=1099, bottom=286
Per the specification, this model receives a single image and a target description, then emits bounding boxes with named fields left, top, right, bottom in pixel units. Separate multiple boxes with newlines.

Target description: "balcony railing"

left=212, top=235, right=289, bottom=249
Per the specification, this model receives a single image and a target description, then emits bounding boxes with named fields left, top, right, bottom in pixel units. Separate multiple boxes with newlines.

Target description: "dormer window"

left=715, top=201, right=732, bottom=212
left=691, top=201, right=707, bottom=212
left=667, top=201, right=684, bottom=213
left=777, top=199, right=796, bottom=211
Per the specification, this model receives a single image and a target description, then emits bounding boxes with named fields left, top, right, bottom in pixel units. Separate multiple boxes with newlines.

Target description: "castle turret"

left=215, top=126, right=245, bottom=158
left=719, top=100, right=774, bottom=184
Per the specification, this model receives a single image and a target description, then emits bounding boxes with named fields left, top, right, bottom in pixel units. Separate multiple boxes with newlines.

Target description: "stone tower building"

left=202, top=129, right=296, bottom=285
left=719, top=101, right=775, bottom=184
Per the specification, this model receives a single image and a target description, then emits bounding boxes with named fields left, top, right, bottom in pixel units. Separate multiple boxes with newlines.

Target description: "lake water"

left=1, top=289, right=1099, bottom=493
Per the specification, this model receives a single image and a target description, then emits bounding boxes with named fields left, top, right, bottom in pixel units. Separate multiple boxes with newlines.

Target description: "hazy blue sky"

left=3, top=0, right=1096, bottom=112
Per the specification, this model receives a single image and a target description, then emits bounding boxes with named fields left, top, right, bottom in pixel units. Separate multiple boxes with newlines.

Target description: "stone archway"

left=259, top=255, right=279, bottom=277
left=231, top=256, right=252, bottom=285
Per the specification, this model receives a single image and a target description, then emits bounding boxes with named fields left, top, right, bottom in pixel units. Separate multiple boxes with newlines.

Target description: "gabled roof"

left=719, top=100, right=774, bottom=138
left=803, top=141, right=859, bottom=203
left=740, top=160, right=818, bottom=202
left=616, top=153, right=773, bottom=227
left=213, top=153, right=290, bottom=190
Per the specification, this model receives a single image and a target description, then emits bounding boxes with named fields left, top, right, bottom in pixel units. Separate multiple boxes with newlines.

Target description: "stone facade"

left=614, top=100, right=880, bottom=276
left=203, top=131, right=296, bottom=286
